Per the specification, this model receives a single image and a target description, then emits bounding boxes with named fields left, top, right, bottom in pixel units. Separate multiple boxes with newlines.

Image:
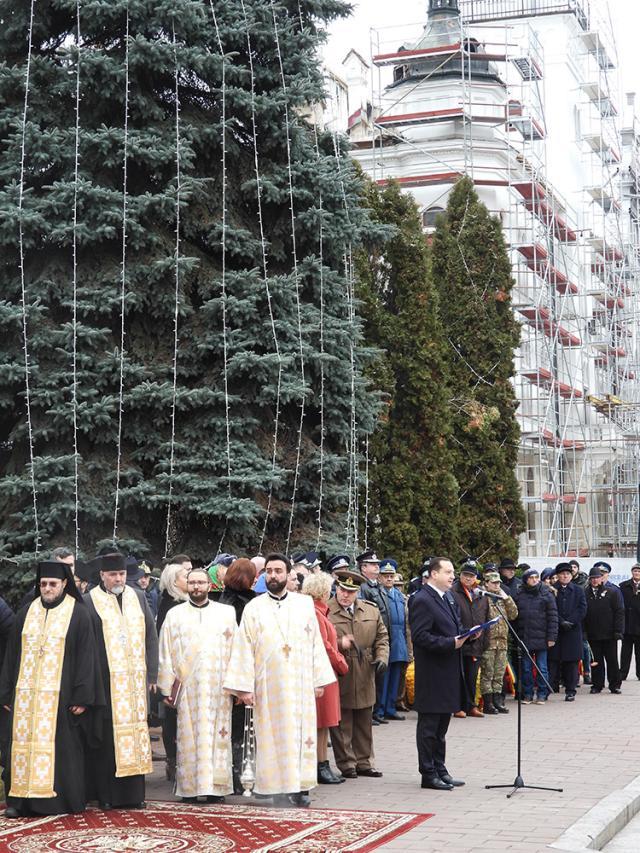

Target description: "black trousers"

left=620, top=635, right=640, bottom=679
left=549, top=660, right=579, bottom=695
left=416, top=712, right=450, bottom=778
left=461, top=657, right=480, bottom=711
left=590, top=639, right=621, bottom=690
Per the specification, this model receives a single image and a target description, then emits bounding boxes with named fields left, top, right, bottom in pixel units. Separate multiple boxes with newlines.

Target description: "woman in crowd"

left=156, top=559, right=190, bottom=782
left=302, top=572, right=348, bottom=784
left=219, top=558, right=257, bottom=793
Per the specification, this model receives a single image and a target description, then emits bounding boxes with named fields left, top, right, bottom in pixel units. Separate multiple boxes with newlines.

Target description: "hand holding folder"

left=456, top=615, right=502, bottom=642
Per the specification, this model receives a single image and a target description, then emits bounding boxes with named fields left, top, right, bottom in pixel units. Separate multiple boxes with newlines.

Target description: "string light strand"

left=17, top=0, right=40, bottom=554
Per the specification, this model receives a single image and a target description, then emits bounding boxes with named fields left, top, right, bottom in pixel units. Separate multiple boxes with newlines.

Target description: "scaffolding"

left=347, top=0, right=640, bottom=558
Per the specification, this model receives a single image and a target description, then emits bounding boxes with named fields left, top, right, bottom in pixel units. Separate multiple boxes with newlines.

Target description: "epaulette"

left=361, top=600, right=379, bottom=609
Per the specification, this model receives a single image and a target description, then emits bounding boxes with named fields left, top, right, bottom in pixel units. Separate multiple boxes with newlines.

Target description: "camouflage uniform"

left=480, top=574, right=518, bottom=695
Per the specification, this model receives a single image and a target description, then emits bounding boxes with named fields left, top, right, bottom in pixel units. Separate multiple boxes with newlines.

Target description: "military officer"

left=375, top=560, right=410, bottom=720
left=327, top=568, right=389, bottom=779
left=356, top=550, right=390, bottom=724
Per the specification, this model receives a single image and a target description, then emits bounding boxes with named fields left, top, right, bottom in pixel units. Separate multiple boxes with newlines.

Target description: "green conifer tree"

left=431, top=177, right=525, bottom=560
left=356, top=180, right=458, bottom=571
left=0, top=0, right=377, bottom=587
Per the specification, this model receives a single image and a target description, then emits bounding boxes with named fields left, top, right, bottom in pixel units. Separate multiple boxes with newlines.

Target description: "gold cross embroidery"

left=223, top=628, right=233, bottom=640
left=282, top=644, right=292, bottom=658
left=304, top=623, right=312, bottom=636
left=305, top=737, right=314, bottom=749
left=218, top=727, right=228, bottom=738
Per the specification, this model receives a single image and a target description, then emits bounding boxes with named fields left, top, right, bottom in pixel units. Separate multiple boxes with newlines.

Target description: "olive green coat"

left=327, top=598, right=389, bottom=709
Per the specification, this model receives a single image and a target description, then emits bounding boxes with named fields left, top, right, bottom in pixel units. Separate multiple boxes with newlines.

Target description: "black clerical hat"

left=35, top=560, right=82, bottom=601
left=101, top=553, right=126, bottom=572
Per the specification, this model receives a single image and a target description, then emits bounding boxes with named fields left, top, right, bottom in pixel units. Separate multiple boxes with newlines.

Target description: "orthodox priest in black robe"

left=0, top=561, right=101, bottom=817
left=84, top=553, right=158, bottom=809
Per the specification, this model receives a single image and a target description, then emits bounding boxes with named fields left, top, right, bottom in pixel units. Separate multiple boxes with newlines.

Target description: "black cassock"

left=0, top=598, right=101, bottom=815
left=83, top=586, right=158, bottom=808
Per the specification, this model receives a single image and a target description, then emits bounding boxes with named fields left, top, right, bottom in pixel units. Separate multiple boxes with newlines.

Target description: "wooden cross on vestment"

left=282, top=644, right=292, bottom=658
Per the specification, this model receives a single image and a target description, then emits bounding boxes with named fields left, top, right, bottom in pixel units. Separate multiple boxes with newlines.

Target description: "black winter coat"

left=0, top=596, right=14, bottom=671
left=218, top=587, right=256, bottom=626
left=620, top=579, right=640, bottom=636
left=500, top=575, right=522, bottom=600
left=359, top=579, right=390, bottom=630
left=584, top=584, right=625, bottom=641
left=409, top=585, right=465, bottom=714
left=451, top=580, right=490, bottom=657
left=515, top=583, right=558, bottom=651
left=549, top=582, right=587, bottom=661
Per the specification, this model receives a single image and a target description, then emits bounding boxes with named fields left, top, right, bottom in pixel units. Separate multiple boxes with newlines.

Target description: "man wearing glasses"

left=0, top=560, right=99, bottom=818
left=158, top=567, right=237, bottom=803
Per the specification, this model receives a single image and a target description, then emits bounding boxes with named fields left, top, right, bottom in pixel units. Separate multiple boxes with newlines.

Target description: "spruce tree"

left=356, top=180, right=458, bottom=571
left=431, top=177, right=525, bottom=560
left=0, top=0, right=377, bottom=588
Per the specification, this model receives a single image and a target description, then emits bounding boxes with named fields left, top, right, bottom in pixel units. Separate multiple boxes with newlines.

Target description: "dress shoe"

left=182, top=797, right=198, bottom=803
left=356, top=767, right=383, bottom=777
left=4, top=807, right=24, bottom=819
left=372, top=714, right=388, bottom=724
left=341, top=768, right=357, bottom=779
left=453, top=710, right=466, bottom=718
left=421, top=775, right=453, bottom=791
left=590, top=686, right=602, bottom=694
left=439, top=772, right=465, bottom=787
left=288, top=791, right=311, bottom=808
left=468, top=706, right=484, bottom=718
left=610, top=688, right=622, bottom=694
left=130, top=802, right=146, bottom=809
left=384, top=713, right=405, bottom=721
left=318, top=761, right=343, bottom=784
left=206, top=796, right=225, bottom=803
left=99, top=802, right=113, bottom=811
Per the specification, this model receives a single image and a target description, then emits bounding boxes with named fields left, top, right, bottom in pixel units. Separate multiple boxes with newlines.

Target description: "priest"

left=158, top=566, right=236, bottom=802
left=0, top=560, right=101, bottom=818
left=84, top=552, right=158, bottom=810
left=224, top=553, right=335, bottom=807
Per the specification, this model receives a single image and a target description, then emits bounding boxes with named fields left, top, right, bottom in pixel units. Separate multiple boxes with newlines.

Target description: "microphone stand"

left=484, top=595, right=563, bottom=798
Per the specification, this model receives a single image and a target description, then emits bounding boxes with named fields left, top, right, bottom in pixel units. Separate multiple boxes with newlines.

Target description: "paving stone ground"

left=147, top=674, right=640, bottom=852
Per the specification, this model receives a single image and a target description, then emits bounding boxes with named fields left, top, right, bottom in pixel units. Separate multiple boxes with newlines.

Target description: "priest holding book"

left=158, top=566, right=236, bottom=802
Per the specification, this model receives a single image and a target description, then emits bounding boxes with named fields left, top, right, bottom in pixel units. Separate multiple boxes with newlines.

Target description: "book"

left=456, top=616, right=502, bottom=641
left=168, top=678, right=183, bottom=708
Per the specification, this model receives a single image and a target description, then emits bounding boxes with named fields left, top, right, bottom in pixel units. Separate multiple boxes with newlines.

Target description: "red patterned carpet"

left=0, top=801, right=432, bottom=852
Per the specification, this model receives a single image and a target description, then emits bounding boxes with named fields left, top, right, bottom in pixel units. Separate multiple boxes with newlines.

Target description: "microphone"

left=476, top=588, right=504, bottom=600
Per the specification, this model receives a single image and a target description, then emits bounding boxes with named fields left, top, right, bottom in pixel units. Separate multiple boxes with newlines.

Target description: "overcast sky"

left=323, top=0, right=639, bottom=99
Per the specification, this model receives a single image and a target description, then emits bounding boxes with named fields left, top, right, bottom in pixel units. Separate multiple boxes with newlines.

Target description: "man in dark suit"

left=409, top=557, right=480, bottom=791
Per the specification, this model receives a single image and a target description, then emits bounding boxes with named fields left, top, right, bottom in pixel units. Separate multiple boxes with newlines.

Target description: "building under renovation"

left=333, top=0, right=640, bottom=559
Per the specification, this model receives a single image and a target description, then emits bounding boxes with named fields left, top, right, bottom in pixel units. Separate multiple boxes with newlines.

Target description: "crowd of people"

left=0, top=546, right=639, bottom=815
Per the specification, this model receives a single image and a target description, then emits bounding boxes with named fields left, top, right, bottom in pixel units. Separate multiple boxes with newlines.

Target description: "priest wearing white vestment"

left=224, top=553, right=335, bottom=807
left=158, top=567, right=236, bottom=802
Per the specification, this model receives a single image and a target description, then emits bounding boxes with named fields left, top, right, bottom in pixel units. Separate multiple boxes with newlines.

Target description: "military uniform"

left=327, top=596, right=389, bottom=776
left=479, top=574, right=518, bottom=707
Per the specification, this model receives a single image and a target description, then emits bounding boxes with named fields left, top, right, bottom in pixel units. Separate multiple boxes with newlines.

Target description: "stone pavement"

left=147, top=676, right=640, bottom=853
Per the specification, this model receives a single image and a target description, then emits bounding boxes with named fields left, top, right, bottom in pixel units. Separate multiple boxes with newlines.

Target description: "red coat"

left=314, top=599, right=348, bottom=728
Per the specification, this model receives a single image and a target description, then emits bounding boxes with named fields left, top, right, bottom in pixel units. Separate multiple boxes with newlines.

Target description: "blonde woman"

left=302, top=572, right=348, bottom=784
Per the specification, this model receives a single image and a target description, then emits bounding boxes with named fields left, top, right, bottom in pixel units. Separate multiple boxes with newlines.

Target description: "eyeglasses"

left=39, top=580, right=61, bottom=588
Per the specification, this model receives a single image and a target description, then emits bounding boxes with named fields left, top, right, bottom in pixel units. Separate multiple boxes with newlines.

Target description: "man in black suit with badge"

left=409, top=557, right=481, bottom=791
